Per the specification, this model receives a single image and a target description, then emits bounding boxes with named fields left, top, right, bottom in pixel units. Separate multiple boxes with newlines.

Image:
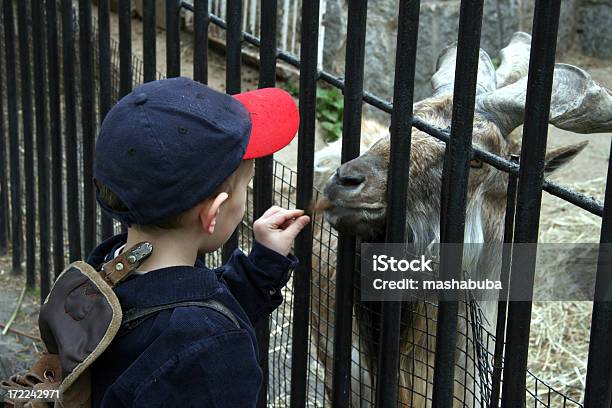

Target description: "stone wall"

left=129, top=0, right=611, bottom=121
left=580, top=0, right=612, bottom=58
left=321, top=0, right=610, bottom=121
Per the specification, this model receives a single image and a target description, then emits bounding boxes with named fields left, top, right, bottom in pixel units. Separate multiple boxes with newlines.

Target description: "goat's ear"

left=543, top=141, right=589, bottom=175
left=430, top=44, right=496, bottom=98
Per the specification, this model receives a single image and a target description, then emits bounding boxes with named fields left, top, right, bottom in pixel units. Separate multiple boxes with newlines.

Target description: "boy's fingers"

left=260, top=205, right=283, bottom=219
left=280, top=215, right=310, bottom=238
left=269, top=209, right=305, bottom=227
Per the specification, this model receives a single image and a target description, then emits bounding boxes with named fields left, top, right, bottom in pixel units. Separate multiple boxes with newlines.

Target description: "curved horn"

left=476, top=64, right=612, bottom=135
left=496, top=32, right=532, bottom=88
left=430, top=44, right=497, bottom=97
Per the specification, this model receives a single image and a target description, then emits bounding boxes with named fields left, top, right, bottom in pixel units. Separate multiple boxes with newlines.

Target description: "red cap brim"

left=233, top=88, right=299, bottom=159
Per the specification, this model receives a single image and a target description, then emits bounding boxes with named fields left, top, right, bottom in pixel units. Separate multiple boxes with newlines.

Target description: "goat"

left=311, top=32, right=612, bottom=407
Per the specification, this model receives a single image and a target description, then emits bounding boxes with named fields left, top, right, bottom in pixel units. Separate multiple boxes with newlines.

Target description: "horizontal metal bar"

left=180, top=1, right=603, bottom=218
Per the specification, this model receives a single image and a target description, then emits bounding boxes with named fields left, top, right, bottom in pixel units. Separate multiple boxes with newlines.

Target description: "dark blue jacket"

left=87, top=233, right=298, bottom=408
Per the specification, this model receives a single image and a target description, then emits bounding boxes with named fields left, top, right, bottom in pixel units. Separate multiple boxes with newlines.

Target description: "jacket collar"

left=87, top=233, right=224, bottom=310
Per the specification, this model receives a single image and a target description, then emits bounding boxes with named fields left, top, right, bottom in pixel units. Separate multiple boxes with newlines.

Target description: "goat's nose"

left=335, top=166, right=365, bottom=188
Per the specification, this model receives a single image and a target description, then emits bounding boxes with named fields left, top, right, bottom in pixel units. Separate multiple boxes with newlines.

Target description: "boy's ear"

left=199, top=192, right=229, bottom=234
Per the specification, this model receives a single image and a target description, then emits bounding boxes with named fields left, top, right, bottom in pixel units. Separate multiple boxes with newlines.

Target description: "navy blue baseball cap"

left=94, top=77, right=299, bottom=226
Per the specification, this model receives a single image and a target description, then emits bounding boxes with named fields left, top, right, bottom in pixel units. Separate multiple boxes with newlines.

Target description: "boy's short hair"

left=96, top=160, right=254, bottom=230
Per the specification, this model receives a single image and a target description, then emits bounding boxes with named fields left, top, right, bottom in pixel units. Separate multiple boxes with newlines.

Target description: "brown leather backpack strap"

left=100, top=242, right=153, bottom=287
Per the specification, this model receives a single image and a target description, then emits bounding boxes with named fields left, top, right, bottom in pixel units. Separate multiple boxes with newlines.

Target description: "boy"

left=88, top=77, right=309, bottom=407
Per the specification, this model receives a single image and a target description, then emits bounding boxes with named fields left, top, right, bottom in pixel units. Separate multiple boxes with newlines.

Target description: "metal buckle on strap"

left=100, top=242, right=153, bottom=287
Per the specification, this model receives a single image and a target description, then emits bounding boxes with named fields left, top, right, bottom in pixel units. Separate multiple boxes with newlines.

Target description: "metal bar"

left=375, top=1, right=421, bottom=406
left=489, top=154, right=519, bottom=408
left=0, top=7, right=8, bottom=255
left=4, top=0, right=22, bottom=276
left=143, top=0, right=157, bottom=82
left=225, top=0, right=242, bottom=94
left=166, top=0, right=181, bottom=77
left=193, top=0, right=209, bottom=83
left=583, top=137, right=612, bottom=408
left=17, top=0, right=36, bottom=287
left=47, top=0, right=64, bottom=274
left=432, top=0, right=484, bottom=406
left=98, top=0, right=114, bottom=239
left=331, top=0, right=369, bottom=406
left=80, top=0, right=96, bottom=257
left=62, top=0, right=82, bottom=262
left=119, top=0, right=133, bottom=98
left=501, top=1, right=562, bottom=407
left=32, top=0, right=50, bottom=300
left=221, top=0, right=243, bottom=262
left=254, top=1, right=277, bottom=406
left=179, top=1, right=604, bottom=217
left=289, top=1, right=319, bottom=406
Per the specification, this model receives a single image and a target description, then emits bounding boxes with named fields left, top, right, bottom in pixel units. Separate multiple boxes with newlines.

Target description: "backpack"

left=1, top=242, right=238, bottom=407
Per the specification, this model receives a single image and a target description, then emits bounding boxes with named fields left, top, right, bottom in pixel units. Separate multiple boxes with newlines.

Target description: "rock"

left=321, top=0, right=522, bottom=122
left=519, top=0, right=580, bottom=54
left=581, top=0, right=612, bottom=59
left=0, top=342, right=26, bottom=381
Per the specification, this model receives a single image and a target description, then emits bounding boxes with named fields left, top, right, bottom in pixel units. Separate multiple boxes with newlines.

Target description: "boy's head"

left=94, top=77, right=298, bottom=250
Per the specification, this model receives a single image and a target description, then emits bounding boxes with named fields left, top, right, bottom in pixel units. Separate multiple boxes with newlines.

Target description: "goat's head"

left=322, top=32, right=612, bottom=246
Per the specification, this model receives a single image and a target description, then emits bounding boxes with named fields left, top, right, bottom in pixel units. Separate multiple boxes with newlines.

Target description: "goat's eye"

left=469, top=158, right=483, bottom=169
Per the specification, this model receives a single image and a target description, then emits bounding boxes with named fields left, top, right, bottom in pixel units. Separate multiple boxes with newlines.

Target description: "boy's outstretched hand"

left=253, top=206, right=311, bottom=256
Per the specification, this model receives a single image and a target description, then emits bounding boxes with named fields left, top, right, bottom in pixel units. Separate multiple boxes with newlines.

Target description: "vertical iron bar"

left=0, top=7, right=7, bottom=255
left=489, top=154, right=519, bottom=408
left=376, top=1, right=422, bottom=406
left=331, top=0, right=369, bottom=406
left=193, top=0, right=209, bottom=83
left=80, top=0, right=96, bottom=257
left=254, top=1, right=277, bottom=407
left=32, top=0, right=50, bottom=299
left=62, top=0, right=82, bottom=262
left=225, top=0, right=242, bottom=94
left=3, top=0, right=22, bottom=276
left=166, top=0, right=180, bottom=78
left=98, top=0, right=114, bottom=239
left=47, top=0, right=64, bottom=274
left=290, top=1, right=319, bottom=406
left=432, top=0, right=484, bottom=406
left=221, top=0, right=243, bottom=262
left=143, top=0, right=157, bottom=83
left=17, top=0, right=36, bottom=287
left=583, top=145, right=612, bottom=407
left=501, top=1, right=562, bottom=407
left=119, top=0, right=133, bottom=98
